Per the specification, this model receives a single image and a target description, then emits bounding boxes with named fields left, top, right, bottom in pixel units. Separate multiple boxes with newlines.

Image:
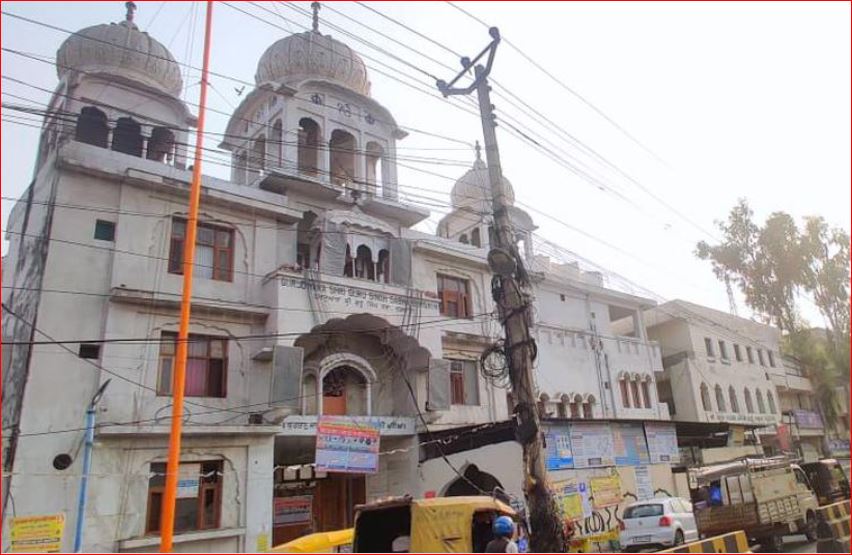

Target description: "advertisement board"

left=543, top=423, right=574, bottom=470
left=315, top=416, right=381, bottom=474
left=570, top=422, right=615, bottom=468
left=611, top=423, right=650, bottom=466
left=590, top=475, right=622, bottom=508
left=273, top=496, right=313, bottom=526
left=644, top=422, right=680, bottom=464
left=9, top=514, right=65, bottom=553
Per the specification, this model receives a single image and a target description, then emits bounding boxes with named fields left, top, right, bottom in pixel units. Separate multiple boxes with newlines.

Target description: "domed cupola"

left=254, top=3, right=370, bottom=96
left=56, top=1, right=183, bottom=97
left=450, top=142, right=515, bottom=210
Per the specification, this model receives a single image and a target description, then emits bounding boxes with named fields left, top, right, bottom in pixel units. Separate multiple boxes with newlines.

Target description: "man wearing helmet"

left=485, top=515, right=519, bottom=553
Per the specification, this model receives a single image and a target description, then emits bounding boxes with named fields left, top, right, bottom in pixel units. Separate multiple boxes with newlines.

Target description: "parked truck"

left=687, top=456, right=819, bottom=551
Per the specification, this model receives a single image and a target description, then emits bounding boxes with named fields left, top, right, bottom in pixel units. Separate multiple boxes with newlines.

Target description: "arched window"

left=272, top=119, right=283, bottom=167
left=700, top=383, right=712, bottom=411
left=75, top=106, right=108, bottom=147
left=728, top=386, right=739, bottom=413
left=767, top=391, right=777, bottom=414
left=569, top=395, right=581, bottom=418
left=744, top=388, right=754, bottom=413
left=639, top=377, right=651, bottom=409
left=631, top=378, right=641, bottom=409
left=557, top=396, right=568, bottom=419
left=330, top=129, right=356, bottom=186
left=471, top=228, right=481, bottom=248
left=322, top=366, right=368, bottom=416
left=146, top=127, right=174, bottom=163
left=376, top=249, right=390, bottom=283
left=297, top=117, right=321, bottom=176
left=365, top=141, right=384, bottom=193
left=459, top=234, right=469, bottom=244
left=303, top=374, right=318, bottom=415
left=620, top=378, right=631, bottom=408
left=252, top=135, right=266, bottom=172
left=111, top=117, right=143, bottom=157
left=355, top=245, right=374, bottom=280
left=583, top=395, right=595, bottom=419
left=343, top=244, right=354, bottom=277
left=756, top=389, right=766, bottom=414
left=715, top=385, right=726, bottom=412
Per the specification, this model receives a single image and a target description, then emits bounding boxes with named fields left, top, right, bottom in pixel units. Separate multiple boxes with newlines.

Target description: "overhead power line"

left=445, top=1, right=667, bottom=165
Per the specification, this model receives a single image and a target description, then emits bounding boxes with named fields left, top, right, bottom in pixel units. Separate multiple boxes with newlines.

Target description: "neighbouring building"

left=0, top=5, right=516, bottom=551
left=770, top=355, right=825, bottom=462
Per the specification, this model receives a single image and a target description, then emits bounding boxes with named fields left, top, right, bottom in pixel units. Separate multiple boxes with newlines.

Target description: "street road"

left=754, top=534, right=817, bottom=553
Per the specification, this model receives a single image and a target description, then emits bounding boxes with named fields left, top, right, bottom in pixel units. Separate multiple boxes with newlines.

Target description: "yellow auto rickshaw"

left=269, top=527, right=354, bottom=553
left=351, top=495, right=518, bottom=553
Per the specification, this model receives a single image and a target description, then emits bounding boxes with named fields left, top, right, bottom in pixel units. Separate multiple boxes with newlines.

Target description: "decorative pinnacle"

left=125, top=1, right=137, bottom=23
left=475, top=140, right=482, bottom=161
left=311, top=2, right=321, bottom=33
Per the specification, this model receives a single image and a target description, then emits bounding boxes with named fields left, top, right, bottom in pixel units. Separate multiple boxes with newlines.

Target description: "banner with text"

left=315, top=416, right=381, bottom=474
left=644, top=422, right=680, bottom=464
left=544, top=424, right=574, bottom=470
left=570, top=422, right=615, bottom=468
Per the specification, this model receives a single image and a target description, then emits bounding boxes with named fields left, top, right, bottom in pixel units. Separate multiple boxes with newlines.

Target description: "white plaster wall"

left=650, top=317, right=781, bottom=426
left=417, top=441, right=525, bottom=503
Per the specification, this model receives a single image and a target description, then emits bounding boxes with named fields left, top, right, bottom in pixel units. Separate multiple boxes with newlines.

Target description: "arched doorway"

left=321, top=365, right=368, bottom=416
left=443, top=464, right=506, bottom=500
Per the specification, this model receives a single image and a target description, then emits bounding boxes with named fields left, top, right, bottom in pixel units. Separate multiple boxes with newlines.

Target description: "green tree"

left=696, top=200, right=851, bottom=419
left=695, top=199, right=807, bottom=334
left=800, top=216, right=851, bottom=376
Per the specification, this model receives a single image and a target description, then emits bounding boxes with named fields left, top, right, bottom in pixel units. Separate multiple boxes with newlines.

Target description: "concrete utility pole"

left=437, top=29, right=566, bottom=553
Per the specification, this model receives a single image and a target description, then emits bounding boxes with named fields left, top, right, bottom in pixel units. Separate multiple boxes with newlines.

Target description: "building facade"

left=3, top=4, right=675, bottom=552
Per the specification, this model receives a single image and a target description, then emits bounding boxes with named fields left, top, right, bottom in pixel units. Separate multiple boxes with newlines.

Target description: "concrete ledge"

left=97, top=424, right=282, bottom=437
left=118, top=527, right=246, bottom=550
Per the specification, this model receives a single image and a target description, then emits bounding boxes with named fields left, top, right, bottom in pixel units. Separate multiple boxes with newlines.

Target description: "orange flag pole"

left=159, top=1, right=214, bottom=551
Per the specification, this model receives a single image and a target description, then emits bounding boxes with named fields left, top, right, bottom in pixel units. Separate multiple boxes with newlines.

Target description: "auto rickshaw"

left=270, top=527, right=354, bottom=553
left=351, top=495, right=519, bottom=553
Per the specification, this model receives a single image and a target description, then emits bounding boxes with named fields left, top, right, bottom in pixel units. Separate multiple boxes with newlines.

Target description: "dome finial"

left=474, top=140, right=482, bottom=162
left=124, top=1, right=137, bottom=24
left=311, top=2, right=321, bottom=33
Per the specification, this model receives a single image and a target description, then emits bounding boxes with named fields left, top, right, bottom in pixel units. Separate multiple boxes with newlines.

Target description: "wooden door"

left=315, top=475, right=366, bottom=531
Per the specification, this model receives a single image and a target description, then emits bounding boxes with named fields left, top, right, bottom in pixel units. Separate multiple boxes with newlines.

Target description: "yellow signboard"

left=590, top=475, right=622, bottom=509
left=256, top=532, right=270, bottom=553
left=9, top=513, right=65, bottom=553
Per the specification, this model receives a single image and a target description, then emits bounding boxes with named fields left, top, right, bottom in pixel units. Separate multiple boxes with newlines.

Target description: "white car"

left=619, top=497, right=699, bottom=552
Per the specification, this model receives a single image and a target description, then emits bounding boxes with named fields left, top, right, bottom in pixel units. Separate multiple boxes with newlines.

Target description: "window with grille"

left=437, top=275, right=472, bottom=319
left=146, top=460, right=222, bottom=534
left=158, top=332, right=227, bottom=398
left=168, top=219, right=234, bottom=282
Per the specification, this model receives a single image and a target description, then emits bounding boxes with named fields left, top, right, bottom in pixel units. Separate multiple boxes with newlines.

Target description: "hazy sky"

left=2, top=1, right=849, bottom=324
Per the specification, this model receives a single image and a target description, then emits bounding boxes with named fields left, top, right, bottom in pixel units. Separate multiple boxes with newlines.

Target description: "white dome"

left=57, top=13, right=183, bottom=97
left=450, top=150, right=515, bottom=209
left=255, top=30, right=370, bottom=96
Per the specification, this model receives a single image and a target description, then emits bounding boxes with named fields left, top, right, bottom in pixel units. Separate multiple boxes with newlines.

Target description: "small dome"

left=450, top=145, right=515, bottom=209
left=255, top=31, right=370, bottom=96
left=56, top=10, right=183, bottom=97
